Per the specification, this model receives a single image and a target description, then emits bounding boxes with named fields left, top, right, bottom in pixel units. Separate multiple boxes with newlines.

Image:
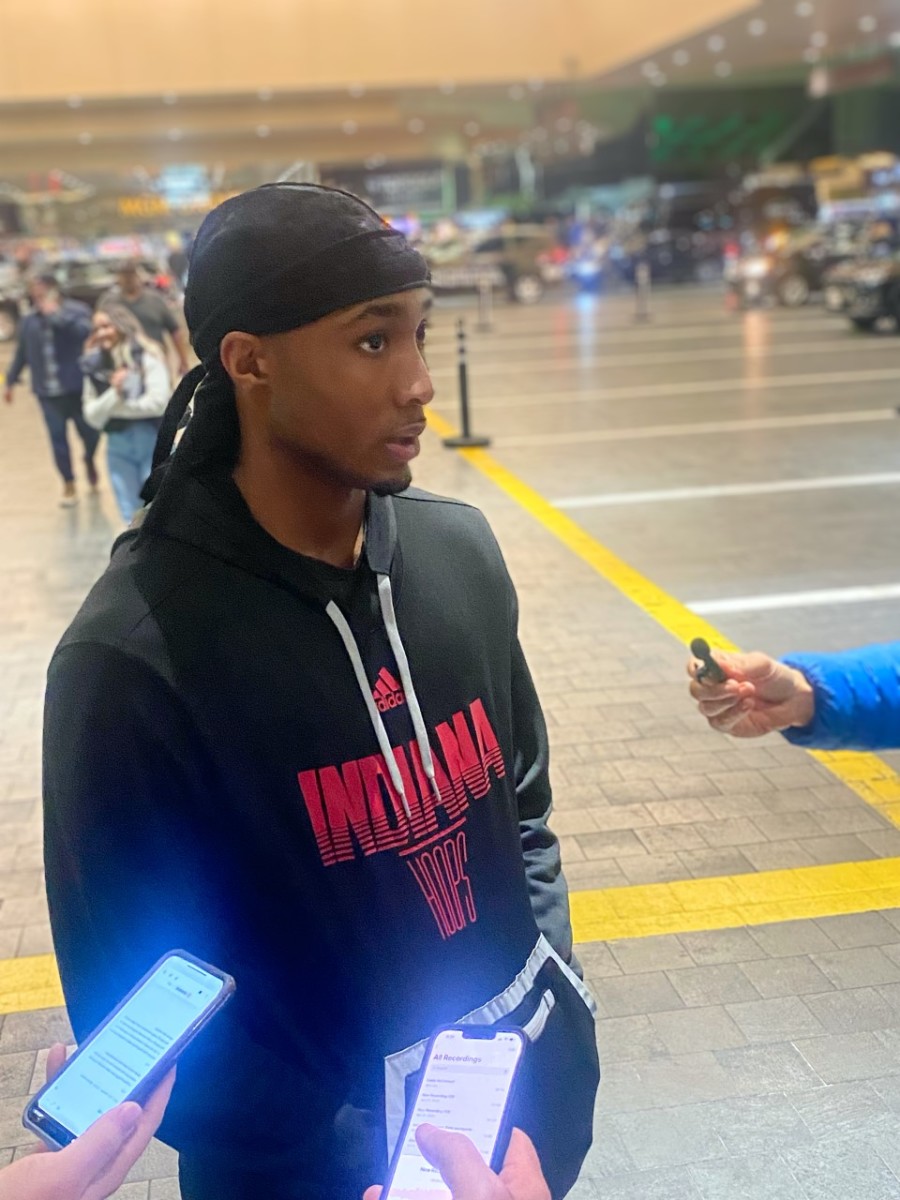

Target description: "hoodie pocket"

left=383, top=934, right=597, bottom=1158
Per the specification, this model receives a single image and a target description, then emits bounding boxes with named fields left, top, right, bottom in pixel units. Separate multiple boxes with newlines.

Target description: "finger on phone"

left=45, top=1043, right=68, bottom=1084
left=141, top=1068, right=176, bottom=1133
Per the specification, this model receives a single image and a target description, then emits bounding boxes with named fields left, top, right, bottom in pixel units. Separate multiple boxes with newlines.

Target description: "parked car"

left=823, top=253, right=900, bottom=332
left=426, top=227, right=568, bottom=304
left=611, top=227, right=725, bottom=285
left=727, top=228, right=872, bottom=308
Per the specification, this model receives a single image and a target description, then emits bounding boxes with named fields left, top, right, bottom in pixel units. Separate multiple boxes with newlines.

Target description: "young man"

left=44, top=184, right=599, bottom=1200
left=4, top=274, right=100, bottom=506
left=99, top=261, right=190, bottom=377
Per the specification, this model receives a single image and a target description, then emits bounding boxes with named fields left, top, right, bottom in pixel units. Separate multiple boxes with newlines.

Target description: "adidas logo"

left=373, top=667, right=406, bottom=713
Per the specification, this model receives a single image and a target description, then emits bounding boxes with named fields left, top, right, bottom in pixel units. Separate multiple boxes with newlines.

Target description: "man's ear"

left=220, top=331, right=269, bottom=389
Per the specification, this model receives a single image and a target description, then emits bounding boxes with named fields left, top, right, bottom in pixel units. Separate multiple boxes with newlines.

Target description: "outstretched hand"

left=687, top=648, right=815, bottom=738
left=0, top=1044, right=175, bottom=1200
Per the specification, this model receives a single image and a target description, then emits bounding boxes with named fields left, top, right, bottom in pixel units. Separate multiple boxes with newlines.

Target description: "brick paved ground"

left=2, top=287, right=900, bottom=1197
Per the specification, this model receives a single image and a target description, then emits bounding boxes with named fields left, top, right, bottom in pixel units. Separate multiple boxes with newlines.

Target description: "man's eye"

left=416, top=321, right=429, bottom=344
left=361, top=332, right=386, bottom=352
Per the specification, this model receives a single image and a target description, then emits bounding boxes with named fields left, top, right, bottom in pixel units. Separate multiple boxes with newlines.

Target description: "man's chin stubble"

left=372, top=467, right=413, bottom=497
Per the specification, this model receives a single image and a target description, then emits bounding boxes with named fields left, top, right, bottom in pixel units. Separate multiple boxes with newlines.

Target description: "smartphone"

left=23, top=949, right=235, bottom=1150
left=383, top=1026, right=526, bottom=1200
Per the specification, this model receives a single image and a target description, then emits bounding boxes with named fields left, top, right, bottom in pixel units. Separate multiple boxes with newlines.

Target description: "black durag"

left=141, top=182, right=430, bottom=503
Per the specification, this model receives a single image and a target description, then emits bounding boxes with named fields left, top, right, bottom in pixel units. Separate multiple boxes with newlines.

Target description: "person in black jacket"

left=43, top=184, right=599, bottom=1200
left=4, top=274, right=99, bottom=507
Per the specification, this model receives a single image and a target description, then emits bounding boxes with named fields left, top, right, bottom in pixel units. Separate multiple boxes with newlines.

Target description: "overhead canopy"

left=0, top=0, right=756, bottom=100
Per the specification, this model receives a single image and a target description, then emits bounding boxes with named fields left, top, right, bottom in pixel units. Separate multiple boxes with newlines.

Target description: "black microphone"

left=691, top=637, right=727, bottom=685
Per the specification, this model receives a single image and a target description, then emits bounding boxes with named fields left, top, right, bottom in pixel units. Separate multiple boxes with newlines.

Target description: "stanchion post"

left=476, top=275, right=494, bottom=332
left=635, top=260, right=652, bottom=323
left=442, top=318, right=491, bottom=449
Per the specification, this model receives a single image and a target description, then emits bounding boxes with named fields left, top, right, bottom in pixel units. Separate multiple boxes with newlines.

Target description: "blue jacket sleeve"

left=781, top=641, right=900, bottom=751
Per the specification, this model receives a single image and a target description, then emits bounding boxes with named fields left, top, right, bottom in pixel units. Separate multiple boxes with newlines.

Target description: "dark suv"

left=726, top=228, right=870, bottom=308
left=824, top=252, right=900, bottom=332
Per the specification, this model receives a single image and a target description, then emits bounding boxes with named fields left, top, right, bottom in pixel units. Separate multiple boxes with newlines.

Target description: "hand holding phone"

left=23, top=951, right=233, bottom=1151
left=382, top=1027, right=526, bottom=1200
left=0, top=1053, right=174, bottom=1200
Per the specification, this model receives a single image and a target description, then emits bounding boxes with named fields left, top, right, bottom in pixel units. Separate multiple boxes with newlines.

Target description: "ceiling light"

left=803, top=47, right=821, bottom=62
left=748, top=18, right=767, bottom=36
left=651, top=73, right=668, bottom=87
left=257, top=88, right=274, bottom=101
left=439, top=81, right=456, bottom=94
left=167, top=128, right=183, bottom=141
left=162, top=92, right=178, bottom=105
left=715, top=61, right=733, bottom=77
left=889, top=31, right=900, bottom=47
left=859, top=15, right=877, bottom=33
left=527, top=78, right=544, bottom=91
left=407, top=118, right=425, bottom=134
left=77, top=132, right=93, bottom=145
left=256, top=124, right=271, bottom=138
left=67, top=96, right=83, bottom=109
left=811, top=31, right=828, bottom=47
left=707, top=34, right=726, bottom=53
left=342, top=120, right=358, bottom=134
left=508, top=84, right=525, bottom=100
left=464, top=121, right=481, bottom=136
left=642, top=61, right=660, bottom=77
left=795, top=1, right=814, bottom=15
left=366, top=155, right=387, bottom=169
left=348, top=84, right=365, bottom=99
left=672, top=49, right=690, bottom=66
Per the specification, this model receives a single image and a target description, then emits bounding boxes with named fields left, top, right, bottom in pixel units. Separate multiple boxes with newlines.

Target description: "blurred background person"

left=100, top=261, right=190, bottom=379
left=3, top=273, right=99, bottom=507
left=81, top=304, right=170, bottom=522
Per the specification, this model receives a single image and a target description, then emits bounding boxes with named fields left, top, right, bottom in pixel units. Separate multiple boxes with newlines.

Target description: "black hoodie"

left=43, top=470, right=600, bottom=1200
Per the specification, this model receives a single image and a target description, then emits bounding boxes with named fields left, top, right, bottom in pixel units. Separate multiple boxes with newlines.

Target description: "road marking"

left=429, top=315, right=838, bottom=348
left=3, top=853, right=900, bottom=1013
left=495, top=409, right=898, bottom=449
left=570, top=857, right=900, bottom=942
left=435, top=367, right=900, bottom=411
left=427, top=407, right=900, bottom=832
left=554, top=472, right=900, bottom=510
left=691, top=582, right=900, bottom=615
left=428, top=338, right=897, bottom=377
left=0, top=953, right=62, bottom=1014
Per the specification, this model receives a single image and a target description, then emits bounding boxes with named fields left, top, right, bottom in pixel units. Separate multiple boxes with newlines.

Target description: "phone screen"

left=37, top=954, right=225, bottom=1138
left=385, top=1028, right=525, bottom=1200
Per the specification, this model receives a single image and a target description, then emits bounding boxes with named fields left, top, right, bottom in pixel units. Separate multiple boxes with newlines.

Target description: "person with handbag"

left=81, top=305, right=170, bottom=521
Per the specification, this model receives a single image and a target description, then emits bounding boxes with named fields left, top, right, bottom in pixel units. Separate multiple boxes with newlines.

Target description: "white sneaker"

left=60, top=483, right=78, bottom=508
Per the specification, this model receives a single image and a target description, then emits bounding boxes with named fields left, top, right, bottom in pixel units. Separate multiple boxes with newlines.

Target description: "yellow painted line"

left=0, top=953, right=62, bottom=1014
left=1, top=855, right=899, bottom=1016
left=570, top=857, right=900, bottom=943
left=427, top=409, right=900, bottom=829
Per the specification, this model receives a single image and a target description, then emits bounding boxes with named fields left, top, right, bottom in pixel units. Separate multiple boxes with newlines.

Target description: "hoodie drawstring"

left=324, top=574, right=440, bottom=822
left=376, top=574, right=443, bottom=807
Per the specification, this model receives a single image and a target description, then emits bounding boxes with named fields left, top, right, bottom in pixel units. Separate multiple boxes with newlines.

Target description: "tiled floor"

left=3, top=284, right=900, bottom=1197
